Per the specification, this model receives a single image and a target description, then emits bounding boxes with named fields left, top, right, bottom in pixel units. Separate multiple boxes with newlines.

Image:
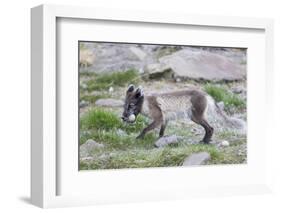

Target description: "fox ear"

left=135, top=86, right=144, bottom=98
left=127, top=84, right=135, bottom=93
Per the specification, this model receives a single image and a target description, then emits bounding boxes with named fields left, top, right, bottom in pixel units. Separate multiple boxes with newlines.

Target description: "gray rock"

left=79, top=100, right=89, bottom=108
left=144, top=63, right=173, bottom=79
left=80, top=139, right=104, bottom=158
left=154, top=135, right=182, bottom=148
left=82, top=43, right=156, bottom=73
left=80, top=157, right=94, bottom=161
left=95, top=98, right=124, bottom=107
left=217, top=101, right=225, bottom=111
left=129, top=46, right=147, bottom=61
left=232, top=86, right=245, bottom=94
left=205, top=96, right=247, bottom=133
left=182, top=152, right=211, bottom=166
left=79, top=49, right=95, bottom=68
left=159, top=49, right=245, bottom=81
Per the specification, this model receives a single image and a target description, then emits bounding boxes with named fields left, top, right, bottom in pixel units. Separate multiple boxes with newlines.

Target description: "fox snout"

left=121, top=116, right=127, bottom=121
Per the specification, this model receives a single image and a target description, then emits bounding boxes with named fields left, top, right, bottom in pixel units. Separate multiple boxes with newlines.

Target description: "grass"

left=85, top=69, right=140, bottom=91
left=80, top=108, right=149, bottom=132
left=79, top=107, right=247, bottom=169
left=80, top=143, right=221, bottom=170
left=80, top=93, right=111, bottom=104
left=79, top=73, right=247, bottom=170
left=204, top=84, right=246, bottom=111
left=80, top=108, right=153, bottom=149
left=79, top=107, right=247, bottom=170
left=80, top=108, right=123, bottom=131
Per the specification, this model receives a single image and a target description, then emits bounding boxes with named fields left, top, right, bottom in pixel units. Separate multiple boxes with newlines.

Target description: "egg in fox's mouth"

left=128, top=114, right=136, bottom=122
left=121, top=114, right=136, bottom=123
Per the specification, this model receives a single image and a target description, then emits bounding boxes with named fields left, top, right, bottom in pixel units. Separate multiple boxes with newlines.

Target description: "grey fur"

left=122, top=86, right=214, bottom=143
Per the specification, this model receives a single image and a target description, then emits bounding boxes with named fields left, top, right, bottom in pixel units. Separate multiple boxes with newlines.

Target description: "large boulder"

left=80, top=43, right=156, bottom=73
left=158, top=49, right=246, bottom=81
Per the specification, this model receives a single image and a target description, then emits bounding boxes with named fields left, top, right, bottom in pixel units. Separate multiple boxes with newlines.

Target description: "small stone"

left=232, top=86, right=245, bottom=94
left=221, top=140, right=230, bottom=147
left=154, top=135, right=182, bottom=148
left=80, top=157, right=94, bottom=161
left=108, top=87, right=114, bottom=93
left=80, top=100, right=89, bottom=108
left=175, top=78, right=181, bottom=82
left=80, top=139, right=104, bottom=158
left=182, top=152, right=211, bottom=166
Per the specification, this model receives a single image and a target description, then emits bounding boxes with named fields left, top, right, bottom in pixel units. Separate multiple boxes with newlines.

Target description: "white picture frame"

left=31, top=4, right=274, bottom=208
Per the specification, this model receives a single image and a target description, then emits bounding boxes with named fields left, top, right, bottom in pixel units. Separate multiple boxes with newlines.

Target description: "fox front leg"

left=136, top=120, right=161, bottom=139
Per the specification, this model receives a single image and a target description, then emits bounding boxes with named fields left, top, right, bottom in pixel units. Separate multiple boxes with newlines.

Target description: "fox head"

left=122, top=85, right=144, bottom=123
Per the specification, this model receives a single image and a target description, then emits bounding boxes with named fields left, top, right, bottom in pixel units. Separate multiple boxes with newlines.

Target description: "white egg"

left=128, top=114, right=136, bottom=122
left=221, top=140, right=230, bottom=147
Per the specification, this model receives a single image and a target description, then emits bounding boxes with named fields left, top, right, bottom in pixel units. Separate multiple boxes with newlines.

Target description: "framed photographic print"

left=31, top=4, right=274, bottom=208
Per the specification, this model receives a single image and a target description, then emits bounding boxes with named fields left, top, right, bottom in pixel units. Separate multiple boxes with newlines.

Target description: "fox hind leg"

left=159, top=120, right=168, bottom=138
left=190, top=107, right=214, bottom=144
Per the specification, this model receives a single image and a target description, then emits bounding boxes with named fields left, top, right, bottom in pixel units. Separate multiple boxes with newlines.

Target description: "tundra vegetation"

left=79, top=43, right=247, bottom=170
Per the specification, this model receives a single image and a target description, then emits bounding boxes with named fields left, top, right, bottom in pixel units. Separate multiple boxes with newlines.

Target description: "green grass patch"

left=80, top=143, right=221, bottom=170
left=85, top=69, right=140, bottom=91
left=79, top=106, right=246, bottom=170
left=80, top=108, right=123, bottom=131
left=80, top=108, right=149, bottom=132
left=204, top=84, right=246, bottom=110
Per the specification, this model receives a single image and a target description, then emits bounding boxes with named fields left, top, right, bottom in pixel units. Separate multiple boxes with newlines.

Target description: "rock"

left=159, top=49, right=245, bottom=81
left=217, top=101, right=225, bottom=111
left=154, top=135, right=182, bottom=148
left=80, top=139, right=104, bottom=158
left=175, top=78, right=181, bottom=82
left=108, top=87, right=114, bottom=93
left=95, top=98, right=124, bottom=107
left=221, top=140, right=230, bottom=147
left=232, top=86, right=245, bottom=94
left=205, top=95, right=247, bottom=133
left=79, top=100, right=89, bottom=108
left=82, top=43, right=156, bottom=73
left=129, top=47, right=147, bottom=61
left=79, top=49, right=95, bottom=68
left=144, top=63, right=173, bottom=79
left=182, top=152, right=211, bottom=166
left=80, top=157, right=94, bottom=161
